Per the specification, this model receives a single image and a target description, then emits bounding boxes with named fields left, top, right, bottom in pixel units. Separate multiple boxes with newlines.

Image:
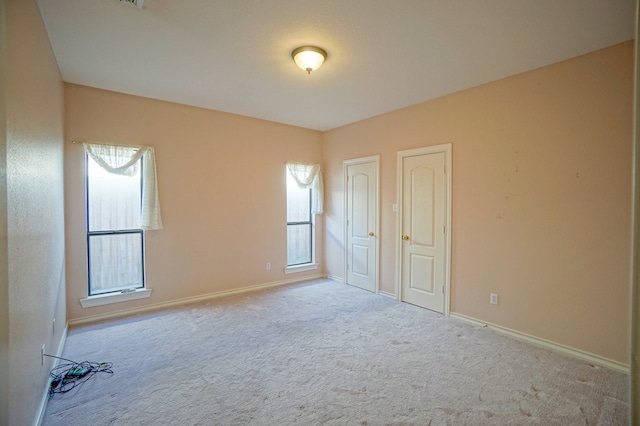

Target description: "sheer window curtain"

left=83, top=142, right=163, bottom=230
left=286, top=163, right=324, bottom=214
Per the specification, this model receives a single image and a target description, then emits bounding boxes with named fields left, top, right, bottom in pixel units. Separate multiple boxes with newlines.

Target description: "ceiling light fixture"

left=291, top=46, right=327, bottom=74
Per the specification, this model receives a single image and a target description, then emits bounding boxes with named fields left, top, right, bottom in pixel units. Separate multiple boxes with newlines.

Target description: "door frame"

left=395, top=144, right=452, bottom=315
left=343, top=155, right=380, bottom=293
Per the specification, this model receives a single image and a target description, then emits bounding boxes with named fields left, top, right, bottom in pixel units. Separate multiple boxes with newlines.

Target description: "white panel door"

left=399, top=150, right=447, bottom=313
left=346, top=159, right=378, bottom=292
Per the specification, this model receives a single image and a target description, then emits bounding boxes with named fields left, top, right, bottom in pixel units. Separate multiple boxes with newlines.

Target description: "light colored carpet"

left=43, top=279, right=628, bottom=425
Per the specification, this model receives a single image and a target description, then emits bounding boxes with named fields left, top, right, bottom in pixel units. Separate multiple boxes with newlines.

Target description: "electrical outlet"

left=41, top=344, right=46, bottom=365
left=266, top=262, right=271, bottom=270
left=52, top=318, right=56, bottom=335
left=490, top=293, right=498, bottom=305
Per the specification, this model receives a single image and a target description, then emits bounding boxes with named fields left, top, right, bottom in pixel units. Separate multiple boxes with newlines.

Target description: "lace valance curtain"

left=83, top=142, right=163, bottom=230
left=286, top=163, right=324, bottom=214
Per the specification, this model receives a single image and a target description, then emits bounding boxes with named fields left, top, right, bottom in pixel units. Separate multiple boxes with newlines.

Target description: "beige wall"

left=323, top=42, right=633, bottom=364
left=0, top=3, right=631, bottom=420
left=64, top=84, right=323, bottom=321
left=3, top=0, right=67, bottom=424
left=0, top=0, right=8, bottom=421
left=63, top=39, right=631, bottom=366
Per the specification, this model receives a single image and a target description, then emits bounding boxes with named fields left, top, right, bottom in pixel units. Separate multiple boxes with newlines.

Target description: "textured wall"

left=0, top=0, right=9, bottom=422
left=4, top=0, right=66, bottom=424
left=323, top=42, right=633, bottom=364
left=64, top=84, right=323, bottom=321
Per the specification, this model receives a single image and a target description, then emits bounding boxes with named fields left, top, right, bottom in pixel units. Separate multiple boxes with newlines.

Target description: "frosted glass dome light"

left=291, top=46, right=327, bottom=74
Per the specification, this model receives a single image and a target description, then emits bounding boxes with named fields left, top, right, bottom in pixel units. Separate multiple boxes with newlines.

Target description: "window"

left=285, top=163, right=323, bottom=273
left=86, top=152, right=144, bottom=295
left=286, top=170, right=313, bottom=266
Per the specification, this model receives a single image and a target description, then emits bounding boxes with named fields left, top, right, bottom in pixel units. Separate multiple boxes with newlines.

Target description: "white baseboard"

left=450, top=312, right=629, bottom=374
left=326, top=276, right=395, bottom=300
left=36, top=325, right=68, bottom=426
left=326, top=275, right=343, bottom=283
left=68, top=274, right=326, bottom=327
left=378, top=290, right=396, bottom=299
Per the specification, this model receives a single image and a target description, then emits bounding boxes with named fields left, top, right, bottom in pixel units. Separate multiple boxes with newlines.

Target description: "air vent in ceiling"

left=120, top=0, right=144, bottom=9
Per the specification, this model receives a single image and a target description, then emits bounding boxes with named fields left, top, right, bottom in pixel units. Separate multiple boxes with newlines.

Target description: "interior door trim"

left=343, top=155, right=380, bottom=293
left=395, top=144, right=452, bottom=315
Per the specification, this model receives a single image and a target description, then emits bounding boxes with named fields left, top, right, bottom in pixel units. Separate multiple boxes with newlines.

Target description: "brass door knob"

left=368, top=232, right=375, bottom=236
left=402, top=235, right=410, bottom=240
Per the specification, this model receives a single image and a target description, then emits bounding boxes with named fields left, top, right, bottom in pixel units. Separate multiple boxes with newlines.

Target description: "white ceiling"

left=37, top=0, right=636, bottom=131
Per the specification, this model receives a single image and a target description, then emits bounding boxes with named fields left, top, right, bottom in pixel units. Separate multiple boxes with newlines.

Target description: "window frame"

left=85, top=153, right=146, bottom=296
left=286, top=188, right=313, bottom=267
left=285, top=169, right=317, bottom=273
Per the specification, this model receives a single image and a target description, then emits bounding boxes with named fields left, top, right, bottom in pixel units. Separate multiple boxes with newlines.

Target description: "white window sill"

left=80, top=288, right=152, bottom=308
left=284, top=263, right=318, bottom=275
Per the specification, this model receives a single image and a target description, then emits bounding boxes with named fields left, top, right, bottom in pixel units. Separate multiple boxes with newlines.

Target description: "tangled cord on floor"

left=45, top=354, right=113, bottom=396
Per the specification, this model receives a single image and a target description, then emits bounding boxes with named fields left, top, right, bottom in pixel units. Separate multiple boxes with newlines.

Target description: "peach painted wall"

left=64, top=84, right=323, bottom=321
left=3, top=0, right=67, bottom=424
left=323, top=42, right=633, bottom=364
left=0, top=0, right=7, bottom=414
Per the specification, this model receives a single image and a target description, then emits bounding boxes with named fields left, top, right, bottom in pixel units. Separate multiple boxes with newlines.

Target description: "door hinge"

left=443, top=225, right=446, bottom=234
left=442, top=285, right=444, bottom=293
